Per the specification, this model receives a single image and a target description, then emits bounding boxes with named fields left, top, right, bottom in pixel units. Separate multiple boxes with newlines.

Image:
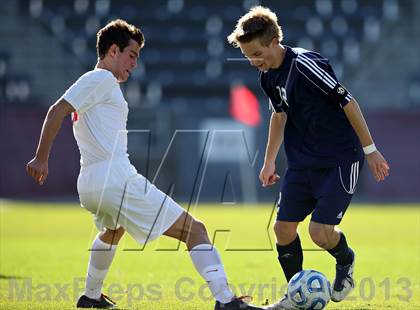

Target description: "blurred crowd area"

left=1, top=0, right=419, bottom=202
left=1, top=0, right=419, bottom=108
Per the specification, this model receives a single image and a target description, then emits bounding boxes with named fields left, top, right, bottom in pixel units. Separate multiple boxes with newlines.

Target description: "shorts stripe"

left=339, top=161, right=360, bottom=194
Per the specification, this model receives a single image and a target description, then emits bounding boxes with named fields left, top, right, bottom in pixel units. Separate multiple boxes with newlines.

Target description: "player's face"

left=239, top=38, right=278, bottom=72
left=113, top=39, right=141, bottom=82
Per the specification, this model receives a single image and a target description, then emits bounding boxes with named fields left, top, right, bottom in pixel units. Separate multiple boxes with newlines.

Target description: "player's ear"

left=108, top=44, right=118, bottom=58
left=269, top=37, right=279, bottom=47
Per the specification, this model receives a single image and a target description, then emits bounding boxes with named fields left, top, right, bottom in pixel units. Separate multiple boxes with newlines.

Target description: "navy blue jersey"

left=260, top=46, right=364, bottom=168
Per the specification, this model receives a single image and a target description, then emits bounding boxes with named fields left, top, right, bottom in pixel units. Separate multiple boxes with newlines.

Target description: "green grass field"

left=0, top=200, right=419, bottom=309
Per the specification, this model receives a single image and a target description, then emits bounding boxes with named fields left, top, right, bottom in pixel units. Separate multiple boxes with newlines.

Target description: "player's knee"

left=308, top=224, right=329, bottom=248
left=101, top=227, right=125, bottom=244
left=274, top=221, right=297, bottom=245
left=190, top=219, right=208, bottom=236
left=186, top=219, right=210, bottom=246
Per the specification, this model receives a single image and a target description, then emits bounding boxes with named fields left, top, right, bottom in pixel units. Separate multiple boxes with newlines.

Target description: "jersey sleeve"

left=295, top=52, right=353, bottom=108
left=268, top=98, right=277, bottom=112
left=62, top=70, right=115, bottom=114
left=260, top=72, right=285, bottom=113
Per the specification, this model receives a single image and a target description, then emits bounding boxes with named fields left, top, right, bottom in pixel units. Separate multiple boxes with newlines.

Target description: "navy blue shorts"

left=276, top=160, right=363, bottom=225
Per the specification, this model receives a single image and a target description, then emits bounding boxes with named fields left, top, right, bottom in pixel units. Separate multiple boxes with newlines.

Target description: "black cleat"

left=215, top=296, right=264, bottom=310
left=76, top=294, right=117, bottom=309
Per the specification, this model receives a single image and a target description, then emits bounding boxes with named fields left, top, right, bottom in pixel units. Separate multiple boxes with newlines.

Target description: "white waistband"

left=80, top=156, right=130, bottom=169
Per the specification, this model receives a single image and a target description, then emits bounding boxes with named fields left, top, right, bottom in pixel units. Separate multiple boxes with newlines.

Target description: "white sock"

left=84, top=235, right=117, bottom=300
left=189, top=244, right=234, bottom=304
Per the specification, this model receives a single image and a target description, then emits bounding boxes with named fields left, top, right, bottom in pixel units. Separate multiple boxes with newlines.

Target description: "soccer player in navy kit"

left=228, top=6, right=390, bottom=309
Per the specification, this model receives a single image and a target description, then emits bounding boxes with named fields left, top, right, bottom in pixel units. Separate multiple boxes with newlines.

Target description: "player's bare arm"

left=343, top=98, right=390, bottom=182
left=260, top=111, right=287, bottom=187
left=26, top=98, right=75, bottom=185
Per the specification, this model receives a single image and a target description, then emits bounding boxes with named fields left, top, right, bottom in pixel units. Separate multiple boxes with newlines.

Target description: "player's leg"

left=77, top=227, right=124, bottom=309
left=84, top=227, right=124, bottom=298
left=310, top=161, right=363, bottom=302
left=263, top=221, right=301, bottom=310
left=308, top=222, right=343, bottom=251
left=265, top=169, right=315, bottom=309
left=163, top=211, right=210, bottom=248
left=308, top=222, right=354, bottom=267
left=164, top=213, right=263, bottom=310
left=76, top=185, right=128, bottom=309
left=308, top=222, right=354, bottom=270
left=118, top=175, right=262, bottom=309
left=274, top=221, right=301, bottom=282
left=308, top=222, right=355, bottom=302
left=164, top=213, right=234, bottom=303
left=274, top=169, right=316, bottom=282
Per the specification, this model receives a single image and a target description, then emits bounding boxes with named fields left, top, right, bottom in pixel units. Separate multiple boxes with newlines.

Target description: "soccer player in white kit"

left=26, top=19, right=263, bottom=310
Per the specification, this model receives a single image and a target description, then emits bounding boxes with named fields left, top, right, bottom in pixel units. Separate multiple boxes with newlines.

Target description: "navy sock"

left=327, top=232, right=353, bottom=266
left=276, top=235, right=303, bottom=282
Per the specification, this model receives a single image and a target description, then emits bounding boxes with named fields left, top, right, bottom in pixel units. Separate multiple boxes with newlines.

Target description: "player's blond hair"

left=227, top=6, right=283, bottom=47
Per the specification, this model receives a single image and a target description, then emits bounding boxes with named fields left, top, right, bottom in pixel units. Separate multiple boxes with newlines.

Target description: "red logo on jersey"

left=72, top=112, right=78, bottom=123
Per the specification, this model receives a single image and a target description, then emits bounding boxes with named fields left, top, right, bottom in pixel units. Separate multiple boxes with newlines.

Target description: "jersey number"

left=276, top=86, right=289, bottom=107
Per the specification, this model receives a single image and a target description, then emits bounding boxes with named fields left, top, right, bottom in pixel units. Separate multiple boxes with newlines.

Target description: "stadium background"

left=0, top=0, right=419, bottom=204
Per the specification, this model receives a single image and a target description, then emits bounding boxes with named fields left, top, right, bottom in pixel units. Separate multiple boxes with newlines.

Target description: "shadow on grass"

left=0, top=274, right=25, bottom=280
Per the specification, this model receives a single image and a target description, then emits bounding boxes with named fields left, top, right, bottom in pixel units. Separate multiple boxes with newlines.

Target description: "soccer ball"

left=287, top=270, right=331, bottom=309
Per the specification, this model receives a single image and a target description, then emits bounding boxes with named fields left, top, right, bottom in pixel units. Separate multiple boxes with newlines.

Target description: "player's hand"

left=366, top=150, right=389, bottom=182
left=259, top=161, right=280, bottom=187
left=26, top=157, right=49, bottom=185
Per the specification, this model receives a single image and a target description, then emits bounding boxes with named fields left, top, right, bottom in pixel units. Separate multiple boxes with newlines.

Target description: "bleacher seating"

left=408, top=74, right=420, bottom=106
left=0, top=51, right=32, bottom=103
left=11, top=0, right=414, bottom=108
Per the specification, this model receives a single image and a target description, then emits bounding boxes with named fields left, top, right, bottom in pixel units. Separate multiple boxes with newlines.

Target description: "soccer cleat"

left=263, top=294, right=296, bottom=310
left=76, top=293, right=117, bottom=309
left=331, top=248, right=355, bottom=302
left=215, top=296, right=264, bottom=310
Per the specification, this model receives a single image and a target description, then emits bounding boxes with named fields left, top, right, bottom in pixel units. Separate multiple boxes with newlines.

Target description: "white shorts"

left=77, top=159, right=185, bottom=244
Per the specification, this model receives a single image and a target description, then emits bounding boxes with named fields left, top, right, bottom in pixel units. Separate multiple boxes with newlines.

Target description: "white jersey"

left=63, top=68, right=129, bottom=167
left=63, top=69, right=184, bottom=243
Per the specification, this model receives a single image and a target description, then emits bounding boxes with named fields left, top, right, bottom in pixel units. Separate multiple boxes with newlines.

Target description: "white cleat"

left=263, top=294, right=296, bottom=310
left=331, top=249, right=355, bottom=302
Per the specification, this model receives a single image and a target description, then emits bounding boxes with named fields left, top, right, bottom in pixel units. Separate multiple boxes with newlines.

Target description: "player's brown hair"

left=227, top=6, right=283, bottom=47
left=96, top=19, right=144, bottom=59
